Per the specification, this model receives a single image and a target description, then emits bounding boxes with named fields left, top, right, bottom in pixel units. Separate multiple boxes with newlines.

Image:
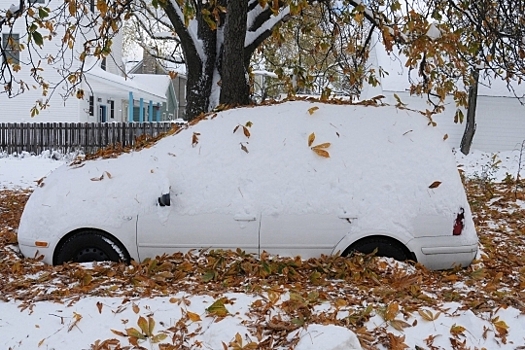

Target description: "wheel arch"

left=335, top=234, right=417, bottom=262
left=53, top=227, right=131, bottom=265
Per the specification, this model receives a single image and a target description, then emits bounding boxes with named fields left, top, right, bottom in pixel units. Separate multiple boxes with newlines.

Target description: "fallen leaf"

left=312, top=142, right=331, bottom=150
left=312, top=148, right=330, bottom=158
left=308, top=132, right=315, bottom=147
left=443, top=134, right=449, bottom=141
left=308, top=106, right=319, bottom=115
left=429, top=181, right=442, bottom=189
left=96, top=301, right=103, bottom=314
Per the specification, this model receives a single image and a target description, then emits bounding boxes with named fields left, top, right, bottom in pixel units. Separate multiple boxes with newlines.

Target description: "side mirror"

left=158, top=193, right=170, bottom=207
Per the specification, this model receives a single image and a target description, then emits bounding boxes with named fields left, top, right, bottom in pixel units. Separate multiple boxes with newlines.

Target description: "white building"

left=364, top=42, right=525, bottom=153
left=0, top=0, right=170, bottom=123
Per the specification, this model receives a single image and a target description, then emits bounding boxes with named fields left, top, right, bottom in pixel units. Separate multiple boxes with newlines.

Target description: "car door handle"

left=234, top=215, right=257, bottom=222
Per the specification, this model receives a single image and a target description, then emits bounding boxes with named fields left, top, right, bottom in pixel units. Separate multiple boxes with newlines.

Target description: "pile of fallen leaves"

left=1, top=177, right=525, bottom=349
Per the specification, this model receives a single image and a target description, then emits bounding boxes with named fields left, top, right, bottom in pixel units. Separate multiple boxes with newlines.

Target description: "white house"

left=0, top=0, right=170, bottom=123
left=364, top=41, right=525, bottom=153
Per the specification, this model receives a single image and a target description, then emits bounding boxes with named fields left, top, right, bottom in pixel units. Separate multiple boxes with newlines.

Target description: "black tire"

left=54, top=230, right=130, bottom=265
left=346, top=237, right=410, bottom=262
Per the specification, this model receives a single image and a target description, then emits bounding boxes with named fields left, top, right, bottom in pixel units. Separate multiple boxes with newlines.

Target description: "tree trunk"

left=460, top=69, right=478, bottom=155
left=220, top=0, right=250, bottom=106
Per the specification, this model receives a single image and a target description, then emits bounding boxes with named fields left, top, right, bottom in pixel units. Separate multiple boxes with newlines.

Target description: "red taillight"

left=453, top=208, right=465, bottom=235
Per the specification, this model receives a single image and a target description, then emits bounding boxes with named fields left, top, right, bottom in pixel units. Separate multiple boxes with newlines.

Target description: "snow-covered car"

left=17, top=101, right=478, bottom=270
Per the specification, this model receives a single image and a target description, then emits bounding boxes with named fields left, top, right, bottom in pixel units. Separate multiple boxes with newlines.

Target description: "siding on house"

left=369, top=39, right=525, bottom=153
left=380, top=91, right=525, bottom=152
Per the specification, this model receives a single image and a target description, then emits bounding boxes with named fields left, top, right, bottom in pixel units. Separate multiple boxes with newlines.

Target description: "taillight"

left=453, top=208, right=465, bottom=235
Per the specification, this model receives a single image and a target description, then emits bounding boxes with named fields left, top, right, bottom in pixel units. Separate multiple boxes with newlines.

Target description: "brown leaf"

left=96, top=301, right=103, bottom=314
left=233, top=125, right=240, bottom=134
left=443, top=134, right=449, bottom=141
left=132, top=303, right=140, bottom=314
left=308, top=132, right=315, bottom=147
left=242, top=126, right=251, bottom=138
left=390, top=319, right=411, bottom=331
left=192, top=132, right=200, bottom=147
left=240, top=143, right=249, bottom=153
left=312, top=142, right=331, bottom=150
left=308, top=106, right=319, bottom=115
left=187, top=311, right=202, bottom=322
left=387, top=332, right=409, bottom=350
left=385, top=302, right=399, bottom=322
left=111, top=329, right=127, bottom=337
left=429, top=181, right=442, bottom=189
left=104, top=171, right=112, bottom=179
left=312, top=148, right=330, bottom=158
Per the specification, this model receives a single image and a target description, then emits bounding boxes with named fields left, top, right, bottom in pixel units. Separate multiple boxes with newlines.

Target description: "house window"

left=101, top=57, right=106, bottom=71
left=89, top=95, right=94, bottom=116
left=109, top=100, right=115, bottom=118
left=2, top=34, right=20, bottom=65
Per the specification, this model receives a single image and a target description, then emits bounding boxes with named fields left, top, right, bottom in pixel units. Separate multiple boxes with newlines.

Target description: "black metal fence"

left=0, top=122, right=176, bottom=154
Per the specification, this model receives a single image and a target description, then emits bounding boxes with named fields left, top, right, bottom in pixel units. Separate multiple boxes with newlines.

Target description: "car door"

left=136, top=192, right=260, bottom=260
left=259, top=213, right=354, bottom=259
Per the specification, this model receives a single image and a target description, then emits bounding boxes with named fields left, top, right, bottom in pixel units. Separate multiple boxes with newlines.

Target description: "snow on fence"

left=0, top=122, right=176, bottom=155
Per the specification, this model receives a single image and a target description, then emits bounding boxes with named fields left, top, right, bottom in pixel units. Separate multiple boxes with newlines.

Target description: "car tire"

left=54, top=230, right=130, bottom=265
left=346, top=237, right=410, bottom=262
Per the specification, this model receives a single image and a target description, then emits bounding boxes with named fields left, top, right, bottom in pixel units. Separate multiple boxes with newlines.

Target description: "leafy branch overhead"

left=308, top=132, right=331, bottom=158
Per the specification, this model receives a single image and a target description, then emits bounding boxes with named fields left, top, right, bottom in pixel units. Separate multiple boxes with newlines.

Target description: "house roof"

left=84, top=65, right=170, bottom=102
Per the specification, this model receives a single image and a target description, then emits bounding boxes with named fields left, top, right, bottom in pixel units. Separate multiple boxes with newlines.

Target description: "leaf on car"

left=308, top=132, right=315, bottom=147
left=429, top=181, right=442, bottom=189
left=90, top=173, right=104, bottom=181
left=308, top=106, right=319, bottom=115
left=96, top=301, right=103, bottom=314
left=312, top=143, right=331, bottom=150
left=312, top=148, right=330, bottom=158
left=192, top=132, right=200, bottom=147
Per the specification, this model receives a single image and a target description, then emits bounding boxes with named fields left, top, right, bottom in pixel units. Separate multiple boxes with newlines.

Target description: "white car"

left=17, top=101, right=478, bottom=270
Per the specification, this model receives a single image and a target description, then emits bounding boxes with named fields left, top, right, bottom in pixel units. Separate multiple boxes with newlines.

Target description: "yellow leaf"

left=187, top=311, right=202, bottom=322
left=308, top=106, right=319, bottom=115
left=308, top=132, right=315, bottom=147
left=126, top=327, right=146, bottom=340
left=206, top=298, right=229, bottom=317
left=450, top=324, right=466, bottom=336
left=137, top=316, right=149, bottom=336
left=385, top=302, right=399, bottom=322
left=429, top=181, right=442, bottom=189
left=312, top=148, right=330, bottom=158
left=312, top=142, right=331, bottom=150
left=151, top=333, right=168, bottom=343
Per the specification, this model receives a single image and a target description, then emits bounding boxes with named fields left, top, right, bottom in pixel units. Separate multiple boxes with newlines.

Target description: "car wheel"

left=346, top=237, right=410, bottom=262
left=54, top=230, right=130, bottom=265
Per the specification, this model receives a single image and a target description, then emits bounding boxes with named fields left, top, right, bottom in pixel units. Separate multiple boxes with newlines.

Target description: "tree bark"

left=460, top=69, right=478, bottom=155
left=220, top=0, right=250, bottom=106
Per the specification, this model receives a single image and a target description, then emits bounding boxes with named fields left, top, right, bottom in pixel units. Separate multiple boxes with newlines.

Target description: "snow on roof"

left=84, top=65, right=169, bottom=102
left=373, top=41, right=525, bottom=98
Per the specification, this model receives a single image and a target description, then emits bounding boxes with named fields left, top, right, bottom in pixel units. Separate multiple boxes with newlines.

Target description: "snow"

left=1, top=102, right=525, bottom=349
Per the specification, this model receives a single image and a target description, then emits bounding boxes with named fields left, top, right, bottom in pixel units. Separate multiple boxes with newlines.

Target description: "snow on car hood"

left=20, top=101, right=468, bottom=240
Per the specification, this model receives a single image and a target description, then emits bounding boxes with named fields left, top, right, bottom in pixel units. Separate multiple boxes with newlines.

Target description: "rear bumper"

left=409, top=237, right=478, bottom=270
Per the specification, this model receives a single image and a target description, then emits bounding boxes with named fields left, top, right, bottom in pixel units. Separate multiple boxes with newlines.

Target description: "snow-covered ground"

left=1, top=133, right=525, bottom=348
